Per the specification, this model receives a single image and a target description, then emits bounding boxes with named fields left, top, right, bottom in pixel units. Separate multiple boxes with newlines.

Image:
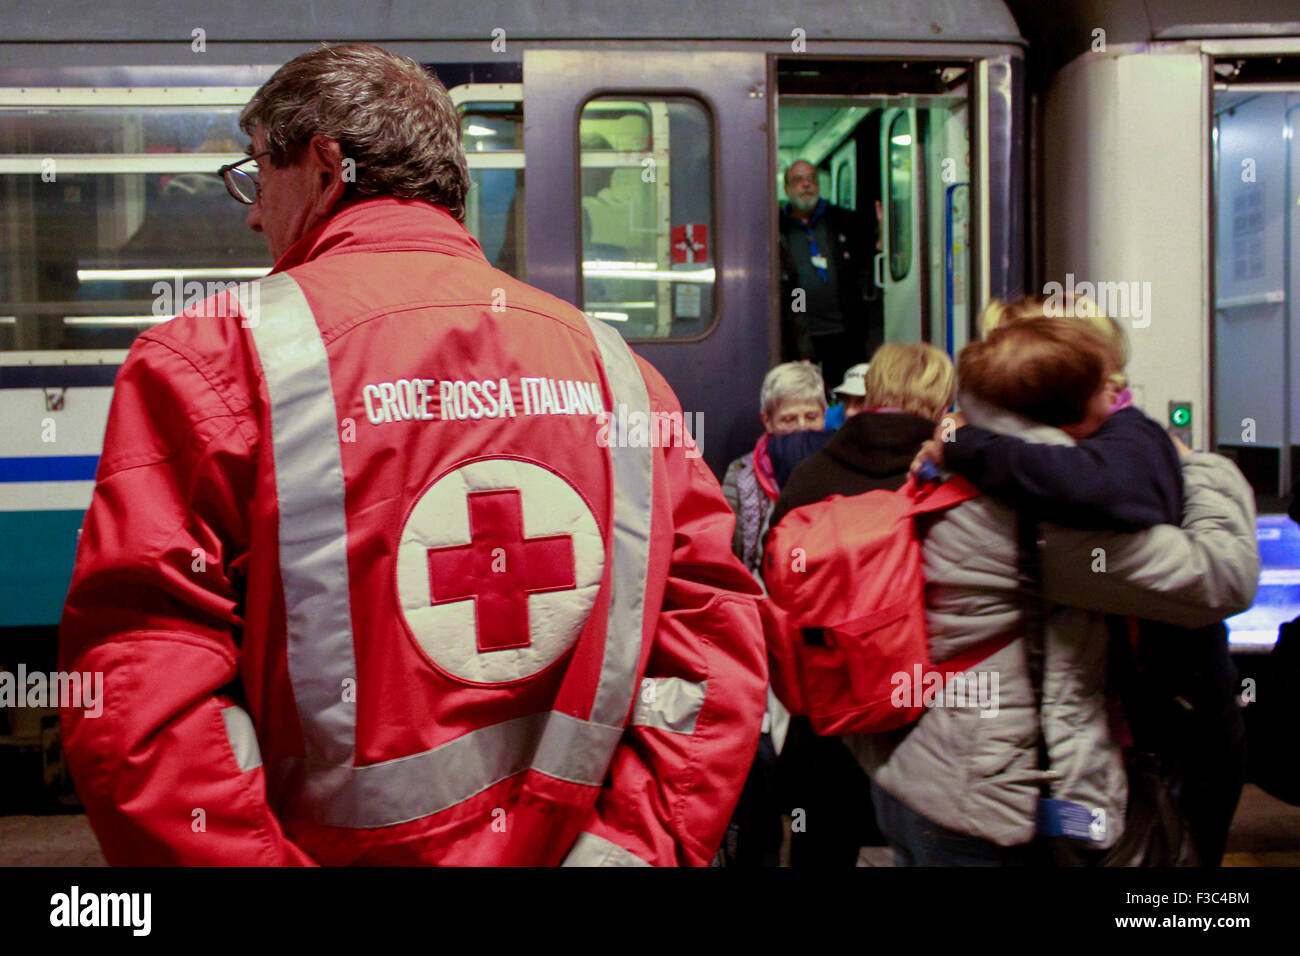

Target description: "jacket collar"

left=960, top=391, right=1075, bottom=447
left=782, top=197, right=828, bottom=227
left=824, top=410, right=935, bottom=475
left=269, top=196, right=488, bottom=273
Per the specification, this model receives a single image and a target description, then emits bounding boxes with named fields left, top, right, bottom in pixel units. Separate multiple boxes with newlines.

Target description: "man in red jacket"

left=59, top=43, right=766, bottom=866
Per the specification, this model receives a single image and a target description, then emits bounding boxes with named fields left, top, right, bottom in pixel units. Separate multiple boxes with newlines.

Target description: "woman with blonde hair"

left=771, top=343, right=955, bottom=529
left=767, top=342, right=955, bottom=867
left=980, top=292, right=1131, bottom=399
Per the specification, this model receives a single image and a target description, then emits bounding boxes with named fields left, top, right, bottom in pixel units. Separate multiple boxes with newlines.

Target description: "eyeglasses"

left=218, top=150, right=273, bottom=204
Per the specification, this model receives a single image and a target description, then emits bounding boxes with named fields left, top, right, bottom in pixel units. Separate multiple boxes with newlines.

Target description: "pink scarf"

left=751, top=433, right=780, bottom=501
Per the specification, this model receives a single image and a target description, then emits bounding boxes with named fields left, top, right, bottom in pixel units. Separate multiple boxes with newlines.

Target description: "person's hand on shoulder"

left=938, top=410, right=968, bottom=438
left=909, top=439, right=946, bottom=480
left=908, top=412, right=966, bottom=479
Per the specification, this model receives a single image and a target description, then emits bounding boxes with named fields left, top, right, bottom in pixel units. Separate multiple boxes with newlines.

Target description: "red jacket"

left=59, top=197, right=767, bottom=866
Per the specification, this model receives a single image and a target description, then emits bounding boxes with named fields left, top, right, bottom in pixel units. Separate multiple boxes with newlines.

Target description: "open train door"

left=522, top=49, right=770, bottom=478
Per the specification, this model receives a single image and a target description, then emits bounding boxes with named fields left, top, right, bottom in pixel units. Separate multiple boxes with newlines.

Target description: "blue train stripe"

left=0, top=455, right=100, bottom=482
left=0, top=365, right=120, bottom=389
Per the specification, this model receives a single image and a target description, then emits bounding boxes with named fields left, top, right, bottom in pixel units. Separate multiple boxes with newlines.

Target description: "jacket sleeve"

left=563, top=374, right=768, bottom=867
left=946, top=412, right=1180, bottom=531
left=58, top=334, right=315, bottom=866
left=1040, top=451, right=1259, bottom=628
left=720, top=456, right=746, bottom=562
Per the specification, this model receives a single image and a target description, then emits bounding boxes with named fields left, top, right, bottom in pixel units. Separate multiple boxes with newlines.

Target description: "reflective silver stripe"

left=630, top=678, right=707, bottom=735
left=532, top=711, right=623, bottom=786
left=582, top=315, right=654, bottom=728
left=221, top=705, right=262, bottom=773
left=524, top=315, right=655, bottom=788
left=562, top=831, right=653, bottom=867
left=273, top=713, right=546, bottom=829
left=247, top=273, right=357, bottom=766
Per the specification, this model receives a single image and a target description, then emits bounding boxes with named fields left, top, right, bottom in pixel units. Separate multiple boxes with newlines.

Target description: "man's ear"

left=307, top=135, right=348, bottom=217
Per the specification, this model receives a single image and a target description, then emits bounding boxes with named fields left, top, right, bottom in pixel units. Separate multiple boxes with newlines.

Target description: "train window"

left=460, top=103, right=522, bottom=152
left=887, top=112, right=913, bottom=283
left=832, top=140, right=856, bottom=210
left=0, top=97, right=266, bottom=351
left=1212, top=84, right=1300, bottom=650
left=0, top=169, right=267, bottom=350
left=0, top=107, right=246, bottom=155
left=578, top=96, right=714, bottom=340
left=458, top=96, right=525, bottom=278
left=1212, top=86, right=1300, bottom=505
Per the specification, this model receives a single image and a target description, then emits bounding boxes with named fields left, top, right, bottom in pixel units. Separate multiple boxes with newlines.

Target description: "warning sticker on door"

left=674, top=283, right=702, bottom=320
left=671, top=224, right=708, bottom=264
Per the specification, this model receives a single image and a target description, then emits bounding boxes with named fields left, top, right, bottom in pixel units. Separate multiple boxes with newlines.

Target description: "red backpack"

left=762, top=476, right=1015, bottom=736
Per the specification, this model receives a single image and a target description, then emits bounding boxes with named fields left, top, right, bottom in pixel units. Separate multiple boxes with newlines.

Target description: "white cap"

left=832, top=363, right=870, bottom=397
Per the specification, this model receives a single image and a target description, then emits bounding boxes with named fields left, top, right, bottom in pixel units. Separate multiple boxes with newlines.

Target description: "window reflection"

left=579, top=97, right=714, bottom=340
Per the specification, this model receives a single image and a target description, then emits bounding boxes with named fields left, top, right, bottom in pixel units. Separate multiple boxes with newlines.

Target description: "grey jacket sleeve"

left=1039, top=451, right=1259, bottom=627
left=721, top=458, right=745, bottom=563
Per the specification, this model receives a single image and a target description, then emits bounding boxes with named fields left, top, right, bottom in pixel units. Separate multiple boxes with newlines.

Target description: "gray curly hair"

left=240, top=43, right=470, bottom=220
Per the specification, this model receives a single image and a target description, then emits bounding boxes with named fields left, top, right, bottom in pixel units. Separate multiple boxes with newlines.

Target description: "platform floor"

left=1, top=785, right=1297, bottom=867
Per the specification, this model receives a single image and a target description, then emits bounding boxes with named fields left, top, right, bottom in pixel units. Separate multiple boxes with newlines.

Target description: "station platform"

left=2, top=784, right=1296, bottom=867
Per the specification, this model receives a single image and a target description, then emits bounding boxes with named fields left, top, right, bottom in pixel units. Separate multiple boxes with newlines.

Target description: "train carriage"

left=5, top=0, right=1300, bottom=809
left=0, top=0, right=1026, bottom=640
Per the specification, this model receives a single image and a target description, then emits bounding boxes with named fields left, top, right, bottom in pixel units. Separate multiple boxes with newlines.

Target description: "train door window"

left=1211, top=86, right=1300, bottom=507
left=452, top=84, right=525, bottom=279
left=886, top=111, right=914, bottom=282
left=578, top=96, right=714, bottom=340
left=1212, top=78, right=1300, bottom=651
left=0, top=93, right=265, bottom=351
left=776, top=61, right=971, bottom=361
left=831, top=140, right=856, bottom=209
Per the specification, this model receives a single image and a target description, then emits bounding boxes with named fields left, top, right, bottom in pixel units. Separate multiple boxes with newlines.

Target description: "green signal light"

left=1171, top=406, right=1191, bottom=428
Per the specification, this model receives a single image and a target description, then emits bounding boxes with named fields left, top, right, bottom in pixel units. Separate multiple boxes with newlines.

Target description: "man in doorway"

left=778, top=159, right=879, bottom=390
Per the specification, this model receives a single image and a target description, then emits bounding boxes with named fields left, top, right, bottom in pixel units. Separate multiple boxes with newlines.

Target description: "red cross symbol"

left=671, top=224, right=708, bottom=264
left=425, top=489, right=577, bottom=653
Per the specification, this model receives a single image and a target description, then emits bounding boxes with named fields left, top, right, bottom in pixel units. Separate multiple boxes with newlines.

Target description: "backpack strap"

left=1017, top=510, right=1049, bottom=744
left=905, top=474, right=981, bottom=517
left=930, top=630, right=1019, bottom=677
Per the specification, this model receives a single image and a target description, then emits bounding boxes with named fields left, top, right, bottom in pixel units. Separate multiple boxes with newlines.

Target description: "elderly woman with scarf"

left=722, top=360, right=829, bottom=578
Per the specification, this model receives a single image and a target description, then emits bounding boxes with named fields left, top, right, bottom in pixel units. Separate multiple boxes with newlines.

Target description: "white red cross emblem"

left=396, top=458, right=605, bottom=684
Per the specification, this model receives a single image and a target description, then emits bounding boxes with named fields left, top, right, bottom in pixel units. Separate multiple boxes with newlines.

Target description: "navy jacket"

left=769, top=412, right=933, bottom=530
left=946, top=406, right=1183, bottom=530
